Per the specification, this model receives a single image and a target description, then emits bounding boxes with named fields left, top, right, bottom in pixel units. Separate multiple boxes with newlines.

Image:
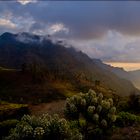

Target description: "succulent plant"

left=98, top=93, right=103, bottom=100
left=108, top=98, right=113, bottom=107
left=65, top=89, right=117, bottom=136
left=33, top=127, right=45, bottom=137
left=80, top=99, right=86, bottom=107
left=109, top=107, right=116, bottom=114
left=91, top=97, right=98, bottom=105
left=88, top=106, right=95, bottom=114
left=96, top=105, right=102, bottom=113
left=93, top=114, right=99, bottom=122
left=88, top=89, right=96, bottom=97
left=5, top=114, right=82, bottom=140
left=22, top=125, right=33, bottom=137
left=101, top=100, right=111, bottom=110
left=110, top=115, right=117, bottom=122
left=101, top=119, right=108, bottom=128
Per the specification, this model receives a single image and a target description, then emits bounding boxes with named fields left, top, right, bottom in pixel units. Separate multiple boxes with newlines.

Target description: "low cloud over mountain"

left=1, top=1, right=140, bottom=62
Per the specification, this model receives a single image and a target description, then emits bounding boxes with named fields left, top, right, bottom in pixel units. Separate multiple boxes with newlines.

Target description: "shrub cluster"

left=4, top=114, right=82, bottom=140
left=65, top=89, right=117, bottom=139
left=4, top=89, right=128, bottom=140
left=116, top=111, right=140, bottom=127
left=0, top=119, right=19, bottom=138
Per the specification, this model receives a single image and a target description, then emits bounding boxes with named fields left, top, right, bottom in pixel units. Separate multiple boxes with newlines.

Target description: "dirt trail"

left=29, top=100, right=65, bottom=117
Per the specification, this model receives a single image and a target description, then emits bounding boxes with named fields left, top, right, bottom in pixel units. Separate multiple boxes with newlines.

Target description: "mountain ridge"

left=0, top=32, right=139, bottom=100
left=96, top=61, right=140, bottom=90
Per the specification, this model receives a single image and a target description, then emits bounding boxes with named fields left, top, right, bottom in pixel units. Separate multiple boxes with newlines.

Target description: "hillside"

left=96, top=60, right=140, bottom=91
left=0, top=32, right=139, bottom=102
left=129, top=70, right=140, bottom=89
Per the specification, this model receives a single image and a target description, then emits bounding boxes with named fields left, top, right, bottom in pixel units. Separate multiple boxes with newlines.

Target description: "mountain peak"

left=0, top=32, right=56, bottom=45
left=16, top=32, right=41, bottom=43
left=1, top=32, right=14, bottom=36
left=0, top=32, right=15, bottom=39
left=0, top=32, right=18, bottom=44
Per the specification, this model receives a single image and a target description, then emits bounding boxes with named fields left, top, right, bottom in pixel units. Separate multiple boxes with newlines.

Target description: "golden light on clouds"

left=17, top=0, right=37, bottom=5
left=105, top=62, right=140, bottom=71
left=0, top=18, right=16, bottom=29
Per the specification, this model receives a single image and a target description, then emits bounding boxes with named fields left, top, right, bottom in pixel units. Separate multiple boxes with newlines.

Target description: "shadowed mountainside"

left=0, top=32, right=139, bottom=102
left=95, top=60, right=140, bottom=90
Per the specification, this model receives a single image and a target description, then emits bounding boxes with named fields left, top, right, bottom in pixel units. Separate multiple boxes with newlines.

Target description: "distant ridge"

left=95, top=61, right=140, bottom=91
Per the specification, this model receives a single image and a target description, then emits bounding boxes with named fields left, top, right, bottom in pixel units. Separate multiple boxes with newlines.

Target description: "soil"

left=29, top=100, right=65, bottom=117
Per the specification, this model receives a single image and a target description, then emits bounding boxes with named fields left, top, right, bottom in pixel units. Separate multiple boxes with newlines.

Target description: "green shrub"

left=116, top=111, right=140, bottom=127
left=64, top=89, right=117, bottom=139
left=0, top=119, right=19, bottom=138
left=0, top=102, right=29, bottom=121
left=117, top=99, right=129, bottom=112
left=4, top=114, right=82, bottom=140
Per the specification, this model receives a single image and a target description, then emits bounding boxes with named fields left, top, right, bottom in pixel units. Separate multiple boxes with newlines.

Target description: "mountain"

left=94, top=60, right=131, bottom=80
left=0, top=32, right=139, bottom=102
left=128, top=70, right=140, bottom=89
left=95, top=60, right=140, bottom=91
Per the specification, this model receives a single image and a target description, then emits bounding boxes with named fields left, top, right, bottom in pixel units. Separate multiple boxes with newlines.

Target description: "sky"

left=1, top=0, right=140, bottom=63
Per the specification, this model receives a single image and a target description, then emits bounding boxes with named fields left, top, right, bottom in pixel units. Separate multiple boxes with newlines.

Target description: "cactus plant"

left=4, top=114, right=82, bottom=140
left=65, top=89, right=117, bottom=139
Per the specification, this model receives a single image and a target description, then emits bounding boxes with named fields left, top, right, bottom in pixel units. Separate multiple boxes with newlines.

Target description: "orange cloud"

left=0, top=18, right=16, bottom=29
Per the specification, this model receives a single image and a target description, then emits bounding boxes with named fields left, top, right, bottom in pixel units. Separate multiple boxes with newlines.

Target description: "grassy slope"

left=0, top=67, right=117, bottom=104
left=0, top=68, right=80, bottom=103
left=0, top=101, right=28, bottom=121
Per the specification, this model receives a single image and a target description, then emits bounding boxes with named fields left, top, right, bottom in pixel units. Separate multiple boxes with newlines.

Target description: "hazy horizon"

left=105, top=62, right=140, bottom=71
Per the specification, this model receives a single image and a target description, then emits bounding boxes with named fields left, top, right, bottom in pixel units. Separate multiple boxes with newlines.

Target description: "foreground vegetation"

left=0, top=101, right=28, bottom=121
left=0, top=89, right=139, bottom=140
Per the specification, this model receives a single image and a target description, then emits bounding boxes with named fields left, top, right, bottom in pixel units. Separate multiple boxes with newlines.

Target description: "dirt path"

left=29, top=100, right=65, bottom=117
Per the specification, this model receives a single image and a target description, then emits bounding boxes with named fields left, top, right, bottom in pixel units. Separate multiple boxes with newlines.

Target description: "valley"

left=104, top=62, right=140, bottom=90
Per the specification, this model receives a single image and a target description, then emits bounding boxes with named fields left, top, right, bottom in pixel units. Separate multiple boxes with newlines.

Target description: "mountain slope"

left=95, top=60, right=140, bottom=91
left=128, top=70, right=140, bottom=89
left=0, top=32, right=139, bottom=100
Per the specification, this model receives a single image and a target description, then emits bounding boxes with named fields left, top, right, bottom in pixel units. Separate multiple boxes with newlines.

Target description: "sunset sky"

left=1, top=0, right=140, bottom=65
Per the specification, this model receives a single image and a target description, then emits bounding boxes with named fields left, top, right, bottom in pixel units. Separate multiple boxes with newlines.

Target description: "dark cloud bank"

left=1, top=1, right=140, bottom=62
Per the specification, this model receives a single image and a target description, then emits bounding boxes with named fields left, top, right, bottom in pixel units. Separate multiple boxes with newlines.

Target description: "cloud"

left=1, top=1, right=140, bottom=62
left=14, top=16, right=36, bottom=32
left=31, top=23, right=69, bottom=36
left=21, top=1, right=140, bottom=40
left=48, top=23, right=69, bottom=35
left=1, top=1, right=140, bottom=39
left=68, top=30, right=140, bottom=62
left=17, top=0, right=37, bottom=5
left=0, top=18, right=16, bottom=29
